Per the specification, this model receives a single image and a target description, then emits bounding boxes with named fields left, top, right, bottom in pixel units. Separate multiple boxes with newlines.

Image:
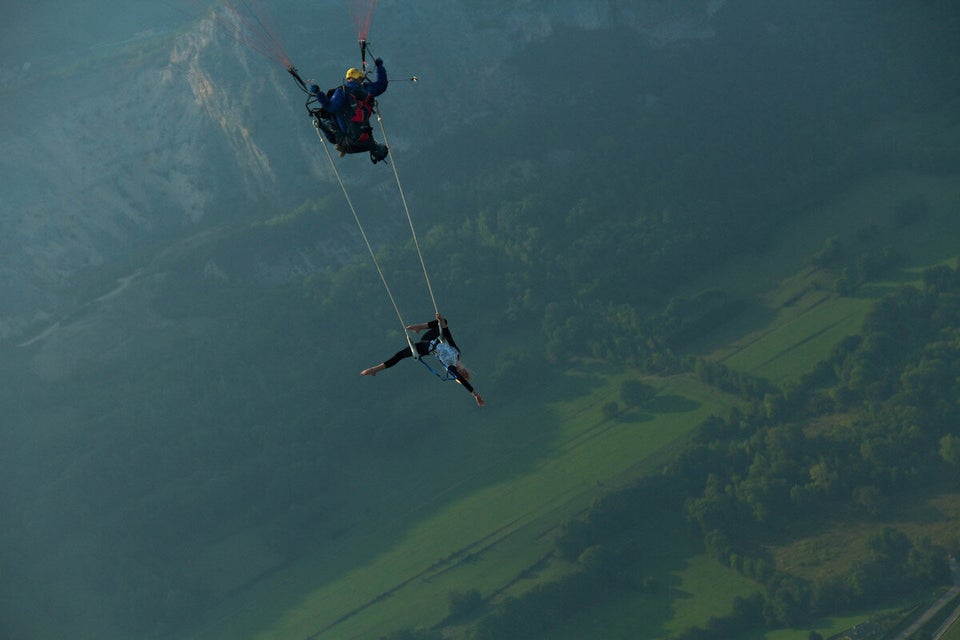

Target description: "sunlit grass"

left=943, top=617, right=960, bottom=640
left=722, top=294, right=872, bottom=383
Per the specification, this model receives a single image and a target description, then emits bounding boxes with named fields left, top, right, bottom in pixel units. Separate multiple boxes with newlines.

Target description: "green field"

left=943, top=615, right=960, bottom=640
left=720, top=289, right=872, bottom=383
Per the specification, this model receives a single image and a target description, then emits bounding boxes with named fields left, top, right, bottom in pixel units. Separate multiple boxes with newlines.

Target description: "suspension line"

left=311, top=120, right=415, bottom=353
left=374, top=109, right=440, bottom=318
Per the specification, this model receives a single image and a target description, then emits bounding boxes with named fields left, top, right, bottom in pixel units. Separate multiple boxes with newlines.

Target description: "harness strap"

left=417, top=355, right=456, bottom=381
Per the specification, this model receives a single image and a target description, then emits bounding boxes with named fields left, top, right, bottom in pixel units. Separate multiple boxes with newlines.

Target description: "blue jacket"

left=311, top=61, right=388, bottom=134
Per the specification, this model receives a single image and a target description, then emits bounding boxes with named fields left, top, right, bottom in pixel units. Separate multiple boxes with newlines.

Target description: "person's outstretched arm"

left=367, top=58, right=388, bottom=96
left=448, top=368, right=484, bottom=406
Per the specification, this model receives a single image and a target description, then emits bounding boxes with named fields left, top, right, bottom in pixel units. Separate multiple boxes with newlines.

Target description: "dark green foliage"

left=808, top=235, right=846, bottom=268
left=654, top=290, right=746, bottom=349
left=855, top=245, right=901, bottom=282
left=666, top=592, right=766, bottom=640
left=856, top=224, right=881, bottom=243
left=694, top=358, right=774, bottom=400
left=844, top=529, right=949, bottom=603
left=552, top=476, right=687, bottom=584
left=472, top=533, right=659, bottom=640
left=940, top=434, right=960, bottom=469
left=620, top=379, right=658, bottom=408
left=470, top=569, right=605, bottom=640
left=834, top=268, right=855, bottom=295
left=893, top=196, right=930, bottom=228
left=490, top=347, right=538, bottom=392
left=554, top=517, right=593, bottom=561
left=447, top=588, right=484, bottom=622
left=811, top=236, right=901, bottom=293
left=601, top=400, right=621, bottom=420
left=578, top=544, right=649, bottom=591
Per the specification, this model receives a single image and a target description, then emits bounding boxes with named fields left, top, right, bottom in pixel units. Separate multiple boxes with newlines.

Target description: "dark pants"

left=383, top=327, right=439, bottom=368
left=314, top=116, right=377, bottom=151
left=338, top=137, right=388, bottom=162
left=314, top=115, right=387, bottom=161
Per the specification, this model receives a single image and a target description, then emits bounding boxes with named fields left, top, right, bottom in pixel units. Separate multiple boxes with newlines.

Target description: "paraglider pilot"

left=308, top=58, right=389, bottom=164
left=361, top=313, right=485, bottom=407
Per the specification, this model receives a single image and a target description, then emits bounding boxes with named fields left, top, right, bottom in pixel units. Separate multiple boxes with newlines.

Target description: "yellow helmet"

left=345, top=68, right=364, bottom=82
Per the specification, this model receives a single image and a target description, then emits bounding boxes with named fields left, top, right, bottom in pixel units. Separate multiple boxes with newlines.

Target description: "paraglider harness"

left=341, top=85, right=376, bottom=142
left=417, top=335, right=460, bottom=382
left=287, top=66, right=378, bottom=152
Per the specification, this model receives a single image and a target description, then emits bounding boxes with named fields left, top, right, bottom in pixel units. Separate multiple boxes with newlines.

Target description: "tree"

left=807, top=235, right=845, bottom=268
left=808, top=459, right=838, bottom=496
left=620, top=379, right=658, bottom=408
left=601, top=400, right=620, bottom=420
left=554, top=518, right=593, bottom=561
left=940, top=434, right=960, bottom=469
left=447, top=588, right=483, bottom=621
left=893, top=195, right=929, bottom=228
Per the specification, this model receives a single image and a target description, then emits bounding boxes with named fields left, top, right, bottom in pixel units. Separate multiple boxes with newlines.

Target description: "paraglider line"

left=234, top=0, right=292, bottom=67
left=311, top=120, right=416, bottom=354
left=374, top=108, right=440, bottom=318
left=349, top=0, right=379, bottom=43
left=174, top=0, right=291, bottom=68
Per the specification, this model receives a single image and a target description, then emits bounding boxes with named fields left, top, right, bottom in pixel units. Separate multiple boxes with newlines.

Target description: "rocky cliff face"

left=1, top=13, right=294, bottom=339
left=0, top=0, right=722, bottom=341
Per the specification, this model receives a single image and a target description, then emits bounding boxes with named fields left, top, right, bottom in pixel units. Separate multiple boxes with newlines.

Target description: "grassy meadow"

left=943, top=617, right=960, bottom=640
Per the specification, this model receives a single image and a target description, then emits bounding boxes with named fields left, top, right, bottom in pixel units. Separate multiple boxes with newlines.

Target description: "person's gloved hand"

left=374, top=57, right=383, bottom=67
left=308, top=84, right=320, bottom=94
